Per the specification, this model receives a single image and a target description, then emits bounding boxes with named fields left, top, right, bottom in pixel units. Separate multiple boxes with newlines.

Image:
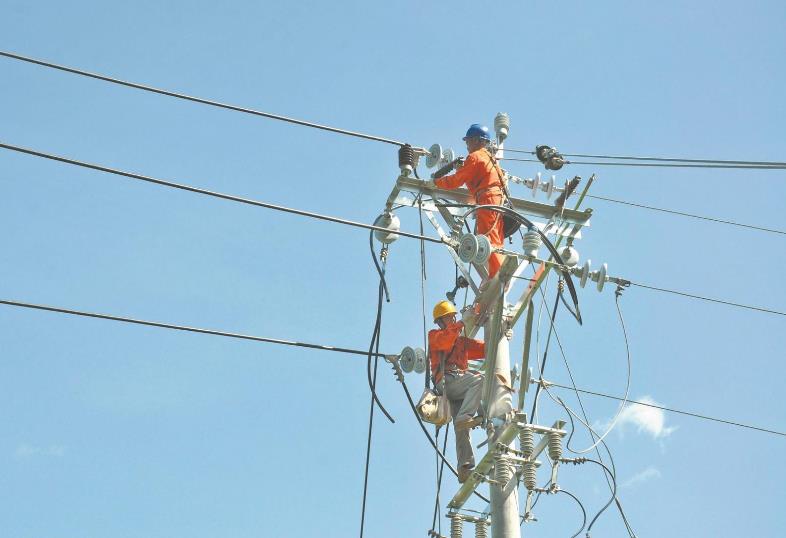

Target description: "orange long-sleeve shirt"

left=428, top=321, right=485, bottom=383
left=434, top=148, right=504, bottom=198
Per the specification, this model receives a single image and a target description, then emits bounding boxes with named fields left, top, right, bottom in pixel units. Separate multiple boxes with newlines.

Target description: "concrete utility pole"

left=484, top=293, right=520, bottom=538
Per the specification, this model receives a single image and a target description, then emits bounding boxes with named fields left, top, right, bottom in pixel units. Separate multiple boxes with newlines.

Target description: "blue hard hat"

left=463, top=124, right=491, bottom=141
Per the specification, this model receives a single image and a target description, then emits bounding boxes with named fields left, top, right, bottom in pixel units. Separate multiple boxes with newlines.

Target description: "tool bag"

left=416, top=347, right=452, bottom=426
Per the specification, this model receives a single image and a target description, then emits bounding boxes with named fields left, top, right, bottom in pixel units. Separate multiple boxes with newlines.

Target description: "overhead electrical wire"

left=2, top=295, right=783, bottom=440
left=501, top=147, right=786, bottom=167
left=0, top=50, right=407, bottom=147
left=0, top=141, right=441, bottom=244
left=0, top=298, right=385, bottom=357
left=584, top=193, right=786, bottom=236
left=547, top=382, right=785, bottom=438
left=4, top=141, right=785, bottom=318
left=500, top=156, right=786, bottom=170
left=628, top=281, right=786, bottom=317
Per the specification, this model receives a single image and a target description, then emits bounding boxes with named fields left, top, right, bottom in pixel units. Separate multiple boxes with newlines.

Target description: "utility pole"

left=382, top=113, right=629, bottom=538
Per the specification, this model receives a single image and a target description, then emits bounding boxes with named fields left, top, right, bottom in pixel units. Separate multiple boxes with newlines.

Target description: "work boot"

left=454, top=415, right=483, bottom=431
left=458, top=464, right=474, bottom=484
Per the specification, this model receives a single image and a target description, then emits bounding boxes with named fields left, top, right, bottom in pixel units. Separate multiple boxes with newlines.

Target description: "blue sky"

left=1, top=1, right=784, bottom=537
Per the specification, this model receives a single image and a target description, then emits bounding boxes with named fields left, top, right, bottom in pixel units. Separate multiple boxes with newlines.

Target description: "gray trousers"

left=443, top=370, right=484, bottom=468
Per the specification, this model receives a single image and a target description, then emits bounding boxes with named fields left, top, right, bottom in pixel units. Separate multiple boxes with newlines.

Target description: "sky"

left=1, top=1, right=785, bottom=537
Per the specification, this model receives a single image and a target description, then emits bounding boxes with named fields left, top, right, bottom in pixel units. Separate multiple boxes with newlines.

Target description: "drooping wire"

left=0, top=50, right=407, bottom=147
left=535, top=283, right=637, bottom=536
left=568, top=286, right=631, bottom=454
left=360, top=250, right=390, bottom=538
left=430, top=423, right=450, bottom=536
left=558, top=489, right=588, bottom=538
left=529, top=283, right=561, bottom=420
left=417, top=192, right=430, bottom=388
left=366, top=235, right=395, bottom=424
left=582, top=459, right=619, bottom=536
left=549, top=391, right=637, bottom=537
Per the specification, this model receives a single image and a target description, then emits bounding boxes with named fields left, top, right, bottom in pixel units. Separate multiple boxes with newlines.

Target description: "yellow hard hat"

left=433, top=300, right=458, bottom=322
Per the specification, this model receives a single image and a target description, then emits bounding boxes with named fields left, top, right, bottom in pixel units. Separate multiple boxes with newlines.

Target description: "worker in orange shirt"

left=431, top=124, right=506, bottom=279
left=429, top=300, right=485, bottom=482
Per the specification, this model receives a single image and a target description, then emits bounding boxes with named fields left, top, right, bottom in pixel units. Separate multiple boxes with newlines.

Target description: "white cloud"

left=614, top=395, right=676, bottom=439
left=15, top=443, right=66, bottom=459
left=621, top=466, right=661, bottom=489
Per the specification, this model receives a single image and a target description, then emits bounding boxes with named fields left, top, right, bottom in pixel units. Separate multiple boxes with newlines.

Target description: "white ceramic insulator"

left=532, top=173, right=541, bottom=198
left=523, top=230, right=541, bottom=257
left=373, top=213, right=400, bottom=244
left=559, top=246, right=579, bottom=267
left=494, top=112, right=510, bottom=142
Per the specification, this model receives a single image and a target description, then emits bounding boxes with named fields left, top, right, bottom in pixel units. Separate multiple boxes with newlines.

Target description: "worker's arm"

left=434, top=153, right=480, bottom=190
left=464, top=338, right=485, bottom=361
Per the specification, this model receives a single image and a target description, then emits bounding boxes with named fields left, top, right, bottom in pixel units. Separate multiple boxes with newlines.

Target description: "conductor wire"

left=0, top=50, right=407, bottom=147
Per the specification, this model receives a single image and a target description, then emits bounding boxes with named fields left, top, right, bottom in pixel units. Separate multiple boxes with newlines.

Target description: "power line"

left=547, top=382, right=786, bottom=438
left=629, top=282, right=786, bottom=317
left=0, top=141, right=441, bottom=244
left=501, top=148, right=786, bottom=167
left=0, top=298, right=384, bottom=357
left=3, top=296, right=783, bottom=439
left=3, top=141, right=784, bottom=319
left=0, top=50, right=407, bottom=147
left=500, top=156, right=786, bottom=170
left=585, top=193, right=786, bottom=236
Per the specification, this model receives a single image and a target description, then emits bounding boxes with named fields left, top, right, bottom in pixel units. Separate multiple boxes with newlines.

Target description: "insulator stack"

left=519, top=426, right=534, bottom=458
left=522, top=230, right=541, bottom=257
left=450, top=515, right=463, bottom=538
left=494, top=112, right=510, bottom=142
left=523, top=461, right=537, bottom=491
left=495, top=455, right=513, bottom=486
left=475, top=520, right=488, bottom=538
left=398, top=144, right=416, bottom=177
left=548, top=431, right=563, bottom=461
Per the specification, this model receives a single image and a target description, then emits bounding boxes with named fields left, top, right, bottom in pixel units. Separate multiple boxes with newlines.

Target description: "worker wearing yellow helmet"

left=428, top=300, right=486, bottom=483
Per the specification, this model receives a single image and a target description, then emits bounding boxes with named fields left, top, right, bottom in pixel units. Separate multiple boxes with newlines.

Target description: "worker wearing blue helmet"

left=434, top=123, right=506, bottom=278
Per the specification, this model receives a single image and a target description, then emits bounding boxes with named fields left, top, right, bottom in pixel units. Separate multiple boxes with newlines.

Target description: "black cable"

left=0, top=142, right=441, bottom=244
left=398, top=378, right=491, bottom=504
left=529, top=285, right=561, bottom=420
left=359, top=258, right=392, bottom=536
left=0, top=298, right=386, bottom=356
left=585, top=193, right=786, bottom=236
left=535, top=283, right=637, bottom=536
left=629, top=281, right=786, bottom=317
left=583, top=459, right=618, bottom=536
left=360, top=276, right=385, bottom=537
left=502, top=147, right=786, bottom=167
left=458, top=203, right=582, bottom=324
left=558, top=489, right=588, bottom=538
left=0, top=50, right=407, bottom=147
left=366, top=250, right=395, bottom=424
left=369, top=230, right=390, bottom=302
left=430, top=424, right=450, bottom=534
left=501, top=156, right=786, bottom=170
